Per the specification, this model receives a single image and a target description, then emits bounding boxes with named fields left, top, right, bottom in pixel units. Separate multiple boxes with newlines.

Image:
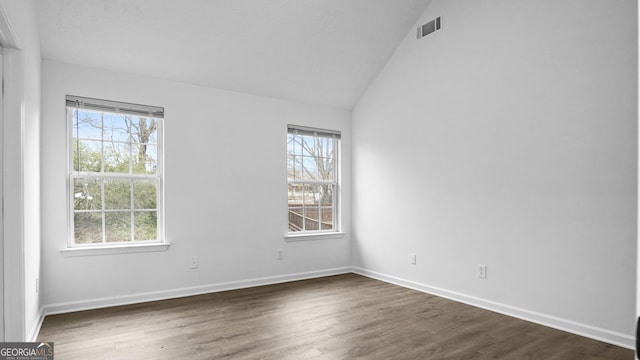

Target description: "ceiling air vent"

left=416, top=17, right=441, bottom=39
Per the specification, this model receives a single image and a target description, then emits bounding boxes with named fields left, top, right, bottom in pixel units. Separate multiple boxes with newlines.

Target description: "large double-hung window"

left=287, top=126, right=340, bottom=234
left=67, top=95, right=164, bottom=246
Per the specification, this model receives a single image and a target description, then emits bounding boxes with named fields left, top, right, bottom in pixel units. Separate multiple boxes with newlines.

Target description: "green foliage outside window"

left=71, top=108, right=161, bottom=244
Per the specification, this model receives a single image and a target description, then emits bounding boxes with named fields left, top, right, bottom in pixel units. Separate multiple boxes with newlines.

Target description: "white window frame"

left=64, top=95, right=167, bottom=253
left=286, top=125, right=343, bottom=240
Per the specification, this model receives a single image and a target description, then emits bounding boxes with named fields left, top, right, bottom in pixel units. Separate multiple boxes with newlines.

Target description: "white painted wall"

left=353, top=0, right=636, bottom=347
left=40, top=60, right=351, bottom=311
left=0, top=0, right=41, bottom=341
left=637, top=3, right=640, bottom=356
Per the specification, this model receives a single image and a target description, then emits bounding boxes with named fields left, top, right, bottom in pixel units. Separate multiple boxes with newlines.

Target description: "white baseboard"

left=27, top=309, right=45, bottom=342
left=352, top=267, right=635, bottom=350
left=42, top=267, right=351, bottom=316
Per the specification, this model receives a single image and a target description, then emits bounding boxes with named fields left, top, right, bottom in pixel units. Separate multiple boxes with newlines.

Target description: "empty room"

left=0, top=0, right=637, bottom=359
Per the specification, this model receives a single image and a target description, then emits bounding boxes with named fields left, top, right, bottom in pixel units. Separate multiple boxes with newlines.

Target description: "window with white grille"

left=287, top=126, right=340, bottom=233
left=67, top=95, right=164, bottom=246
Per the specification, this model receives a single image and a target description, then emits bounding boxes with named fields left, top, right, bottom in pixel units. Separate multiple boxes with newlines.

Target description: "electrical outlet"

left=277, top=248, right=283, bottom=260
left=478, top=264, right=487, bottom=279
left=190, top=256, right=199, bottom=269
left=35, top=278, right=39, bottom=294
left=409, top=253, right=416, bottom=265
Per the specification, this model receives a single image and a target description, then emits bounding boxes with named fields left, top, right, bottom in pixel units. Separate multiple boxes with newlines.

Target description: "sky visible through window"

left=287, top=130, right=337, bottom=232
left=71, top=108, right=161, bottom=244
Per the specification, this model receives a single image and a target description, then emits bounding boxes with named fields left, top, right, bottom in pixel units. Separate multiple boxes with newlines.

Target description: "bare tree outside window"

left=69, top=96, right=163, bottom=245
left=287, top=127, right=339, bottom=233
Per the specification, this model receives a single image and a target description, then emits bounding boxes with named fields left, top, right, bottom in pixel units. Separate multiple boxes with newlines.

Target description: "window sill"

left=284, top=232, right=345, bottom=242
left=60, top=242, right=170, bottom=257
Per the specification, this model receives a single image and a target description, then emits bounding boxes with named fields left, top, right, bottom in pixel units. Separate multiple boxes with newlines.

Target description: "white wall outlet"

left=478, top=264, right=487, bottom=279
left=190, top=256, right=199, bottom=269
left=409, top=253, right=416, bottom=265
left=35, top=278, right=39, bottom=294
left=277, top=248, right=283, bottom=260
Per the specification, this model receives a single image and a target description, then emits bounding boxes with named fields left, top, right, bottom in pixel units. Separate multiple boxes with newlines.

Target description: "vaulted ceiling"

left=35, top=0, right=431, bottom=109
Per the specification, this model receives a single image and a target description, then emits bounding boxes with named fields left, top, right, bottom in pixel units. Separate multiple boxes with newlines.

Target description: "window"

left=67, top=95, right=164, bottom=246
left=287, top=126, right=340, bottom=234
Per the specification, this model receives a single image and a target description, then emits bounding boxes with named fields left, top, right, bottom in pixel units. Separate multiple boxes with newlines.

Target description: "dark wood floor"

left=38, top=273, right=633, bottom=359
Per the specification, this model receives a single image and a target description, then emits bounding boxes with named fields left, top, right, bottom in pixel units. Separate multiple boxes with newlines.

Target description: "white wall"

left=353, top=0, right=636, bottom=348
left=0, top=0, right=41, bottom=341
left=40, top=60, right=351, bottom=311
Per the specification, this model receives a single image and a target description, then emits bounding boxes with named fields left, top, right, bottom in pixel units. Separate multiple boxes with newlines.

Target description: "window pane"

left=320, top=207, right=334, bottom=230
left=288, top=184, right=303, bottom=206
left=73, top=178, right=102, bottom=211
left=303, top=184, right=320, bottom=206
left=103, top=113, right=130, bottom=142
left=287, top=155, right=302, bottom=181
left=288, top=207, right=304, bottom=232
left=302, top=156, right=319, bottom=180
left=287, top=155, right=294, bottom=180
left=287, top=134, right=301, bottom=155
left=304, top=207, right=320, bottom=231
left=74, top=110, right=102, bottom=140
left=104, top=142, right=131, bottom=173
left=105, top=211, right=131, bottom=242
left=317, top=137, right=334, bottom=158
left=68, top=99, right=163, bottom=246
left=132, top=117, right=158, bottom=144
left=318, top=184, right=333, bottom=206
left=134, top=180, right=157, bottom=209
left=316, top=157, right=334, bottom=181
left=74, top=212, right=102, bottom=244
left=135, top=211, right=157, bottom=240
left=74, top=139, right=102, bottom=172
left=104, top=179, right=131, bottom=210
left=132, top=144, right=157, bottom=174
left=301, top=135, right=317, bottom=156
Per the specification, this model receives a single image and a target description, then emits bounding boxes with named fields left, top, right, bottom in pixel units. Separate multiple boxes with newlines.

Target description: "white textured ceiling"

left=35, top=0, right=431, bottom=109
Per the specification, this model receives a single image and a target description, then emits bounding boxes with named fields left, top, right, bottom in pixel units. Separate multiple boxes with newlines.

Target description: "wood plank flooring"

left=37, top=273, right=633, bottom=359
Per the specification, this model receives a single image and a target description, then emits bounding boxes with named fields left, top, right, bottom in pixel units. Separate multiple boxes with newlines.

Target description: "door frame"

left=0, top=3, right=22, bottom=341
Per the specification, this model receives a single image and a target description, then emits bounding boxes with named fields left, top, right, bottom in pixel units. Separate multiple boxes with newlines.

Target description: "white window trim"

left=60, top=242, right=170, bottom=257
left=286, top=125, right=342, bottom=238
left=284, top=232, right=345, bottom=242
left=66, top=96, right=166, bottom=252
